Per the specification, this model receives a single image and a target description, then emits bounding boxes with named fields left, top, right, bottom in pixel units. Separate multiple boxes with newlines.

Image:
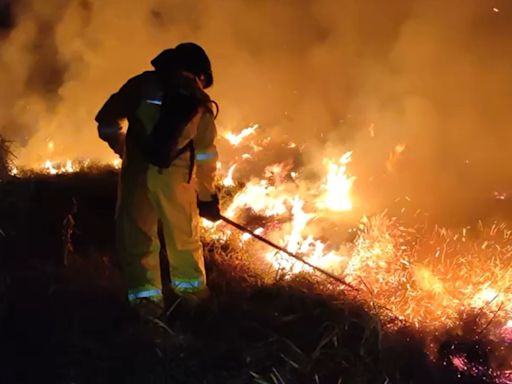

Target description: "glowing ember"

left=368, top=123, right=375, bottom=137
left=386, top=143, right=406, bottom=172
left=47, top=140, right=55, bottom=154
left=502, top=320, right=512, bottom=342
left=413, top=265, right=445, bottom=294
left=111, top=159, right=122, bottom=169
left=495, top=191, right=507, bottom=200
left=451, top=354, right=469, bottom=371
left=497, top=372, right=512, bottom=384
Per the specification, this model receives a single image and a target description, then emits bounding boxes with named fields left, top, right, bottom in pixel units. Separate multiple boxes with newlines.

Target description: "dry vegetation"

left=0, top=135, right=13, bottom=180
left=0, top=171, right=509, bottom=383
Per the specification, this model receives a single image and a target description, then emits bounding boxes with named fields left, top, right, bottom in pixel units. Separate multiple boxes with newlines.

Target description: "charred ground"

left=0, top=171, right=509, bottom=384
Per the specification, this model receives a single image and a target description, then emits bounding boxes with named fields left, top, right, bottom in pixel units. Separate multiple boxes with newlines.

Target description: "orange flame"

left=317, top=151, right=355, bottom=212
left=223, top=164, right=238, bottom=187
left=224, top=124, right=259, bottom=146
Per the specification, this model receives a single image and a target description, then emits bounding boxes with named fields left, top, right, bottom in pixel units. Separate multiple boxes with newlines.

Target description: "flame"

left=286, top=196, right=312, bottom=254
left=317, top=151, right=355, bottom=212
left=44, top=160, right=59, bottom=175
left=413, top=265, right=445, bottom=294
left=203, top=127, right=512, bottom=335
left=241, top=227, right=264, bottom=242
left=42, top=159, right=79, bottom=175
left=225, top=178, right=289, bottom=218
left=265, top=195, right=346, bottom=274
left=223, top=164, right=237, bottom=187
left=224, top=124, right=259, bottom=146
left=111, top=158, right=122, bottom=169
left=11, top=157, right=121, bottom=176
left=14, top=124, right=512, bottom=360
left=471, top=286, right=501, bottom=309
left=11, top=137, right=121, bottom=176
left=264, top=162, right=292, bottom=185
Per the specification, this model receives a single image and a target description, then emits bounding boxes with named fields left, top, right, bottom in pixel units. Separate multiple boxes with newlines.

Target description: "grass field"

left=1, top=169, right=510, bottom=384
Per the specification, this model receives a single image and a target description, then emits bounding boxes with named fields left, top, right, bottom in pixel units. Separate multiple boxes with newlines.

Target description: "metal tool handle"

left=220, top=215, right=358, bottom=291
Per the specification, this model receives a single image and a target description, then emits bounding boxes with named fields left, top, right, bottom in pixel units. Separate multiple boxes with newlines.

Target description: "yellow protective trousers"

left=116, top=158, right=206, bottom=301
left=96, top=71, right=217, bottom=301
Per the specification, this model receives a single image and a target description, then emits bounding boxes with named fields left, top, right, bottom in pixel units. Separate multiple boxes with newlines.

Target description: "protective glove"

left=98, top=123, right=125, bottom=158
left=197, top=194, right=221, bottom=222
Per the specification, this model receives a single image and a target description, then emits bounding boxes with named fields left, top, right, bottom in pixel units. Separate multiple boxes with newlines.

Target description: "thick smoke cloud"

left=1, top=0, right=511, bottom=218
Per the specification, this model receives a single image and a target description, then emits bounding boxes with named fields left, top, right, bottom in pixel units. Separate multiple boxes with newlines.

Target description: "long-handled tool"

left=220, top=215, right=359, bottom=291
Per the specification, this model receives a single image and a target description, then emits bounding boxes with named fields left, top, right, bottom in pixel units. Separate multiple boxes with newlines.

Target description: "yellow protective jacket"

left=95, top=70, right=218, bottom=201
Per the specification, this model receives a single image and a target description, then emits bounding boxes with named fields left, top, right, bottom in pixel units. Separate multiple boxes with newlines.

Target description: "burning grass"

left=1, top=217, right=508, bottom=383
left=201, top=222, right=512, bottom=383
left=3, top=123, right=512, bottom=382
left=211, top=175, right=512, bottom=331
left=10, top=159, right=122, bottom=177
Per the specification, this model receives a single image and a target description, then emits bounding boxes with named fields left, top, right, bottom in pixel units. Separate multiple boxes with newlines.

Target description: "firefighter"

left=95, top=43, right=220, bottom=305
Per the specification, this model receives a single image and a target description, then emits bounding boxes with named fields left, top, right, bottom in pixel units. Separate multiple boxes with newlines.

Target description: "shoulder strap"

left=157, top=140, right=195, bottom=183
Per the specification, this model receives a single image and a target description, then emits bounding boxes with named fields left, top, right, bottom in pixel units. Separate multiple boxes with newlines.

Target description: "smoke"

left=1, top=0, right=511, bottom=218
